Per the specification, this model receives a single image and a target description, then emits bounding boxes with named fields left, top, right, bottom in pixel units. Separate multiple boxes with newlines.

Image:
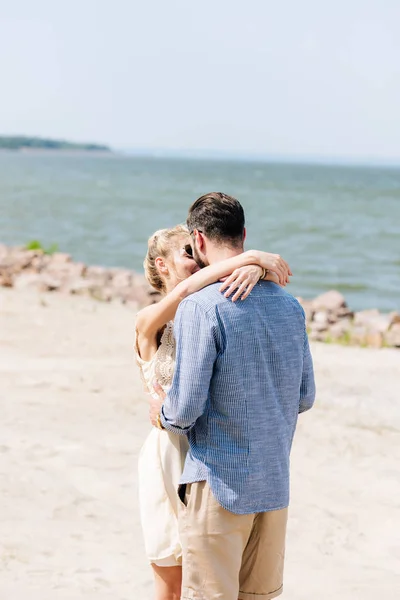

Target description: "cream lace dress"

left=135, top=321, right=189, bottom=567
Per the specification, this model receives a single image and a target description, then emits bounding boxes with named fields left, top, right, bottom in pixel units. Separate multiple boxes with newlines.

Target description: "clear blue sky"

left=1, top=0, right=399, bottom=161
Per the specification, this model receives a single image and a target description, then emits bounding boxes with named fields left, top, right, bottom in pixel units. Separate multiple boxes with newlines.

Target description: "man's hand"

left=149, top=380, right=166, bottom=427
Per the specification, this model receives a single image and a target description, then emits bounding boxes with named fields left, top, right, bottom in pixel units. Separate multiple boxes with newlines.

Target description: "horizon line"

left=117, top=147, right=400, bottom=168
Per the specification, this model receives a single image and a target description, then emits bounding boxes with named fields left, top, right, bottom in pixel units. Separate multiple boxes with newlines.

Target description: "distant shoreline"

left=0, top=135, right=111, bottom=153
left=0, top=148, right=114, bottom=156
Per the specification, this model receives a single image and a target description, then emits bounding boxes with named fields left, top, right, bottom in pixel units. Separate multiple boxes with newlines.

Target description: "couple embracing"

left=135, top=192, right=316, bottom=600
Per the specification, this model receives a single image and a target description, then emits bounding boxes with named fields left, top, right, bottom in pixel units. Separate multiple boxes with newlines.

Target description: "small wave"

left=332, top=283, right=369, bottom=292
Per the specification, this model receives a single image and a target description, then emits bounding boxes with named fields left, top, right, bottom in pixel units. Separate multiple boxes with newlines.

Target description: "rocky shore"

left=1, top=244, right=399, bottom=348
left=0, top=244, right=160, bottom=309
left=300, top=289, right=400, bottom=348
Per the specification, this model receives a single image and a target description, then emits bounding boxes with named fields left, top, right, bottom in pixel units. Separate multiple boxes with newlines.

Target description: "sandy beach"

left=0, top=287, right=399, bottom=600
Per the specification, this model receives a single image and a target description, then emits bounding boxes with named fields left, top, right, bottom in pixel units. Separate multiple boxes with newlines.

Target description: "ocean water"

left=0, top=152, right=399, bottom=312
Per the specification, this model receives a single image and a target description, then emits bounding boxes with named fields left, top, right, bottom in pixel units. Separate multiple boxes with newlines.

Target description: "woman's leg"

left=151, top=564, right=182, bottom=600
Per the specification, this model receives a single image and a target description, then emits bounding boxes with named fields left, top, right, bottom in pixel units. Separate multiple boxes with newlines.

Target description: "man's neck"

left=207, top=245, right=244, bottom=265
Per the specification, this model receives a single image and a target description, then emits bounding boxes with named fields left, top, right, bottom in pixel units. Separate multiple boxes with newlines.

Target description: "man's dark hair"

left=187, top=192, right=245, bottom=247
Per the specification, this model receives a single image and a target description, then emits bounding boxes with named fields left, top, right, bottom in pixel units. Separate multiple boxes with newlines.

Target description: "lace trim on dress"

left=154, top=322, right=175, bottom=389
left=134, top=321, right=175, bottom=392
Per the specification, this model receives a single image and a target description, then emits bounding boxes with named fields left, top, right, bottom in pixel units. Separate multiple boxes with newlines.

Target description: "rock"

left=50, top=252, right=72, bottom=263
left=312, top=311, right=330, bottom=331
left=0, top=272, right=14, bottom=287
left=84, top=266, right=111, bottom=289
left=13, top=273, right=59, bottom=292
left=354, top=309, right=380, bottom=324
left=129, top=274, right=160, bottom=306
left=40, top=275, right=63, bottom=291
left=385, top=323, right=400, bottom=348
left=117, top=288, right=139, bottom=304
left=46, top=262, right=86, bottom=280
left=335, top=306, right=354, bottom=320
left=86, top=265, right=111, bottom=279
left=354, top=310, right=392, bottom=334
left=365, top=332, right=384, bottom=348
left=327, top=318, right=353, bottom=341
left=308, top=326, right=326, bottom=342
left=350, top=325, right=368, bottom=346
left=311, top=290, right=347, bottom=313
left=111, top=269, right=133, bottom=290
left=30, top=254, right=52, bottom=271
left=389, top=312, right=400, bottom=326
left=0, top=252, right=34, bottom=276
left=13, top=273, right=40, bottom=290
left=310, top=291, right=351, bottom=329
left=297, top=298, right=314, bottom=323
left=350, top=324, right=386, bottom=347
left=89, top=286, right=114, bottom=302
left=67, top=279, right=95, bottom=295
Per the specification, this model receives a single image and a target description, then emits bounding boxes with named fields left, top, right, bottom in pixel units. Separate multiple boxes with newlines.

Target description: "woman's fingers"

left=219, top=272, right=237, bottom=293
left=282, top=259, right=292, bottom=279
left=239, top=280, right=257, bottom=301
left=223, top=276, right=246, bottom=298
left=152, top=379, right=166, bottom=400
left=224, top=284, right=240, bottom=298
left=265, top=254, right=292, bottom=284
left=282, top=259, right=291, bottom=280
left=232, top=280, right=251, bottom=302
left=268, top=257, right=284, bottom=284
left=220, top=259, right=292, bottom=297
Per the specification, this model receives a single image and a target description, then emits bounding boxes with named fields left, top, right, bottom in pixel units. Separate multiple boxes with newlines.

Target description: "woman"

left=135, top=224, right=291, bottom=600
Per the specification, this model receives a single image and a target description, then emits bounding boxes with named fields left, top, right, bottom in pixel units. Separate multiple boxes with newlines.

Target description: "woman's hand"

left=251, top=250, right=292, bottom=285
left=149, top=380, right=166, bottom=427
left=219, top=265, right=264, bottom=301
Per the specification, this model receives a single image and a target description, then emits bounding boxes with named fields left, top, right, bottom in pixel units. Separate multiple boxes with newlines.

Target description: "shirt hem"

left=179, top=474, right=289, bottom=515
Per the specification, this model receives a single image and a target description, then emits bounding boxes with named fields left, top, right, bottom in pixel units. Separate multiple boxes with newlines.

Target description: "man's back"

left=163, top=280, right=315, bottom=514
left=158, top=192, right=316, bottom=599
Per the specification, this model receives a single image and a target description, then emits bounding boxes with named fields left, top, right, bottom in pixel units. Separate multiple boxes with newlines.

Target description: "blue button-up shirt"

left=161, top=281, right=315, bottom=514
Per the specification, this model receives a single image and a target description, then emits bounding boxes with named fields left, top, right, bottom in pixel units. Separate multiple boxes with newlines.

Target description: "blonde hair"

left=144, top=224, right=190, bottom=294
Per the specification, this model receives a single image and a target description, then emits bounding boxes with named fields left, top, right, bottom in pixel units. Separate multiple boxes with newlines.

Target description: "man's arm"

left=160, top=299, right=218, bottom=434
left=299, top=327, right=316, bottom=413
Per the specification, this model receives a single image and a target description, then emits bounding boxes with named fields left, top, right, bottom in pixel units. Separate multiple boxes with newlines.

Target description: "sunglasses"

left=185, top=228, right=203, bottom=258
left=184, top=243, right=193, bottom=257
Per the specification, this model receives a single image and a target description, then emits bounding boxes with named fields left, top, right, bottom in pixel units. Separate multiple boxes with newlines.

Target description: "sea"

left=0, top=152, right=399, bottom=312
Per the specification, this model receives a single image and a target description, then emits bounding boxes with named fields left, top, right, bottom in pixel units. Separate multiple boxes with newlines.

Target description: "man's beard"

left=192, top=244, right=208, bottom=269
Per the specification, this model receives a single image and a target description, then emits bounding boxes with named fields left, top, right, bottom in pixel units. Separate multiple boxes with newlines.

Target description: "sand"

left=0, top=287, right=399, bottom=600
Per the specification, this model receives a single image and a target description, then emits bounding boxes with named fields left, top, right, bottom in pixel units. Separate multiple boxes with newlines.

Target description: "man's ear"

left=195, top=230, right=206, bottom=252
left=155, top=256, right=168, bottom=274
left=243, top=227, right=247, bottom=243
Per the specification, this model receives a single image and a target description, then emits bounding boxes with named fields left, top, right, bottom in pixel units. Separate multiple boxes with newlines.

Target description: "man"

left=150, top=192, right=316, bottom=600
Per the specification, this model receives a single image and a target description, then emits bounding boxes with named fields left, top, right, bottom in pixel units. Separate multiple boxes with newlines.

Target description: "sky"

left=1, top=0, right=400, bottom=162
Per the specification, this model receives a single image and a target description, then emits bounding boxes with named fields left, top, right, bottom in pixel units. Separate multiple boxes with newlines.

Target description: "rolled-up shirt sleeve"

left=299, top=329, right=316, bottom=413
left=160, top=299, right=218, bottom=434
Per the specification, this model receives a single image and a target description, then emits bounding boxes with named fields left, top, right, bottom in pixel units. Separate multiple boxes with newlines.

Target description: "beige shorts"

left=178, top=481, right=288, bottom=600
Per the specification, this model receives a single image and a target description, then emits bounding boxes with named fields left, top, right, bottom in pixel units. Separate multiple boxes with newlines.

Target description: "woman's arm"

left=136, top=250, right=290, bottom=341
left=218, top=249, right=291, bottom=300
